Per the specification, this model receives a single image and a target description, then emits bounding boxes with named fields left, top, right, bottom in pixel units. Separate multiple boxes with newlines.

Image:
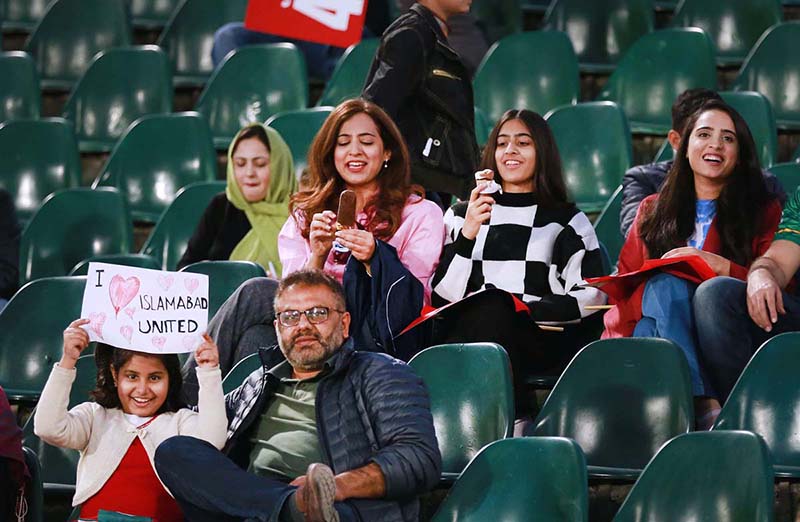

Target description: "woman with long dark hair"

left=603, top=99, right=782, bottom=427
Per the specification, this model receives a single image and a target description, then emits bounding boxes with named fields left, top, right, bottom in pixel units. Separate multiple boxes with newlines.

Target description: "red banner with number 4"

left=245, top=0, right=368, bottom=48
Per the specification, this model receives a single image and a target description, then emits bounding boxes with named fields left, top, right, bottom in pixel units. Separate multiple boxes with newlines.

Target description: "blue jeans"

left=211, top=22, right=345, bottom=81
left=154, top=436, right=357, bottom=522
left=633, top=273, right=714, bottom=397
left=694, top=276, right=800, bottom=401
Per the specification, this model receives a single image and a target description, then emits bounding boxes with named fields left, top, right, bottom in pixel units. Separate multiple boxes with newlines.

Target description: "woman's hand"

left=661, top=247, right=731, bottom=276
left=335, top=229, right=376, bottom=263
left=194, top=333, right=220, bottom=368
left=461, top=184, right=494, bottom=241
left=61, top=319, right=91, bottom=370
left=308, top=210, right=337, bottom=269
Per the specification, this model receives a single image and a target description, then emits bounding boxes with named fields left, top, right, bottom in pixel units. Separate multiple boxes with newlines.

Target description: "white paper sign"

left=80, top=263, right=210, bottom=354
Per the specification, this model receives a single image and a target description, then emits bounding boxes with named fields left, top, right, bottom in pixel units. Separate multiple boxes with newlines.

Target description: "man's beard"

left=278, top=327, right=344, bottom=372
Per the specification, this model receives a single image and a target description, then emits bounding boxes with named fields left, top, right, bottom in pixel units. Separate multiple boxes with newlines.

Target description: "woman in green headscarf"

left=177, top=123, right=297, bottom=277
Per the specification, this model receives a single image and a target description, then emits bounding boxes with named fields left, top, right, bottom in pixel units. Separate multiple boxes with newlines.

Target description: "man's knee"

left=155, top=436, right=212, bottom=478
left=694, top=277, right=748, bottom=322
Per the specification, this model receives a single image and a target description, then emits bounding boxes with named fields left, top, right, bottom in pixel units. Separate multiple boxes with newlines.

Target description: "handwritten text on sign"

left=245, top=0, right=367, bottom=48
left=80, top=263, right=209, bottom=354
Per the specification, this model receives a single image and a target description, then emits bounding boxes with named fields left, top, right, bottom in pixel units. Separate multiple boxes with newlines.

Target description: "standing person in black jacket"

left=363, top=0, right=480, bottom=202
left=0, top=189, right=20, bottom=311
left=156, top=269, right=440, bottom=522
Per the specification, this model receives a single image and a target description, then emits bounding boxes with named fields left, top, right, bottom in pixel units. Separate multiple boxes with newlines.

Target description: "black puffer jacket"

left=363, top=3, right=479, bottom=199
left=223, top=339, right=441, bottom=522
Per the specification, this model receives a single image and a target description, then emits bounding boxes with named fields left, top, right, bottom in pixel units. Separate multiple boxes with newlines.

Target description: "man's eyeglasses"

left=275, top=306, right=344, bottom=327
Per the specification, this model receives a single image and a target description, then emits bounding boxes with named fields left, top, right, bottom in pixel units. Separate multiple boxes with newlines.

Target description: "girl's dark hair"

left=480, top=109, right=570, bottom=206
left=639, top=99, right=771, bottom=265
left=91, top=343, right=186, bottom=413
left=232, top=124, right=271, bottom=154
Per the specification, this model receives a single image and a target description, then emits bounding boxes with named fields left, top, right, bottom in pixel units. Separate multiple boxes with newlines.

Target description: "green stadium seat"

left=431, top=438, right=588, bottom=522
left=19, top=188, right=132, bottom=284
left=22, top=446, right=44, bottom=522
left=473, top=106, right=491, bottom=148
left=474, top=31, right=579, bottom=124
left=654, top=0, right=678, bottom=10
left=129, top=0, right=181, bottom=30
left=0, top=118, right=80, bottom=223
left=179, top=260, right=267, bottom=318
left=713, top=332, right=800, bottom=478
left=21, top=353, right=97, bottom=493
left=23, top=0, right=131, bottom=91
left=596, top=28, right=717, bottom=134
left=1, top=0, right=52, bottom=32
left=140, top=181, right=225, bottom=271
left=593, top=185, right=624, bottom=267
left=0, top=277, right=86, bottom=403
left=531, top=338, right=693, bottom=480
left=793, top=143, right=800, bottom=162
left=767, top=162, right=800, bottom=195
left=613, top=431, right=774, bottom=522
left=92, top=113, right=217, bottom=223
left=470, top=0, right=522, bottom=44
left=521, top=0, right=551, bottom=14
left=671, top=0, right=783, bottom=67
left=221, top=352, right=262, bottom=394
left=317, top=38, right=379, bottom=107
left=408, top=343, right=514, bottom=483
left=266, top=107, right=333, bottom=180
left=61, top=46, right=172, bottom=153
left=68, top=253, right=161, bottom=276
left=157, top=0, right=248, bottom=87
left=543, top=0, right=654, bottom=73
left=545, top=101, right=632, bottom=213
left=731, top=22, right=800, bottom=130
left=0, top=52, right=40, bottom=123
left=196, top=43, right=308, bottom=149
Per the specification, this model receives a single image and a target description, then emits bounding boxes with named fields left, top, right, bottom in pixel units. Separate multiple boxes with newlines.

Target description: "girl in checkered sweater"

left=431, top=109, right=607, bottom=417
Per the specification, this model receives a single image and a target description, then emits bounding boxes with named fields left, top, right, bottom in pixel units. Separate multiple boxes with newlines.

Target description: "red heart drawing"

left=120, top=325, right=133, bottom=343
left=182, top=335, right=200, bottom=351
left=157, top=274, right=174, bottom=291
left=151, top=336, right=167, bottom=351
left=184, top=277, right=199, bottom=294
left=109, top=275, right=140, bottom=317
left=88, top=312, right=106, bottom=339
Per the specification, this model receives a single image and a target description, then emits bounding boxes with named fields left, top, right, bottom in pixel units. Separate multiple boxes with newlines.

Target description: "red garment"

left=0, top=386, right=27, bottom=486
left=78, top=436, right=182, bottom=521
left=602, top=194, right=782, bottom=338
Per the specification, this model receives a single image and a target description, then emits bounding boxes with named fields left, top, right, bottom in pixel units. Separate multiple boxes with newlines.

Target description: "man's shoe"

left=303, top=463, right=339, bottom=522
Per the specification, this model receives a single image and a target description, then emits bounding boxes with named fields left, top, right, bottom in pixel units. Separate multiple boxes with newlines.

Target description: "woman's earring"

left=383, top=159, right=389, bottom=169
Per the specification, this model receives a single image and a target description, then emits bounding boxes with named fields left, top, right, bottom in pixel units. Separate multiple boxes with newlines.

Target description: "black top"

left=177, top=193, right=252, bottom=270
left=0, top=189, right=20, bottom=300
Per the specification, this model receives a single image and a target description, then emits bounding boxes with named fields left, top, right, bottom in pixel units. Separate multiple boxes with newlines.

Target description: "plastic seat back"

left=614, top=431, right=774, bottom=522
left=140, top=181, right=225, bottom=270
left=671, top=0, right=783, bottom=66
left=597, top=28, right=717, bottom=134
left=794, top=143, right=800, bottom=162
left=93, top=113, right=217, bottom=223
left=317, top=38, right=379, bottom=107
left=24, top=0, right=131, bottom=90
left=474, top=31, right=579, bottom=124
left=179, top=260, right=267, bottom=318
left=545, top=101, right=632, bottom=213
left=0, top=277, right=86, bottom=402
left=1, top=0, right=52, bottom=31
left=196, top=44, right=308, bottom=149
left=20, top=188, right=132, bottom=284
left=68, top=253, right=161, bottom=276
left=432, top=438, right=588, bottom=522
left=0, top=118, right=80, bottom=222
left=129, top=0, right=182, bottom=29
left=532, top=338, right=693, bottom=475
left=731, top=22, right=800, bottom=130
left=470, top=0, right=522, bottom=44
left=0, top=52, right=40, bottom=123
left=222, top=352, right=262, bottom=394
left=61, top=46, right=172, bottom=153
left=21, top=354, right=97, bottom=491
left=713, top=332, right=800, bottom=476
left=22, top=446, right=44, bottom=522
left=593, top=185, right=624, bottom=267
left=768, top=162, right=800, bottom=195
left=408, top=343, right=514, bottom=479
left=157, top=0, right=248, bottom=86
left=266, top=107, right=333, bottom=180
left=543, top=0, right=654, bottom=72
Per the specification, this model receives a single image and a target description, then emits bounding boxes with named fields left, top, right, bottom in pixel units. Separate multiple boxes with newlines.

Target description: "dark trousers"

left=154, top=437, right=357, bottom=522
left=694, top=277, right=800, bottom=401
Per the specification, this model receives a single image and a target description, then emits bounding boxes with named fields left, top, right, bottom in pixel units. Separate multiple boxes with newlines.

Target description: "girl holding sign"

left=34, top=320, right=227, bottom=521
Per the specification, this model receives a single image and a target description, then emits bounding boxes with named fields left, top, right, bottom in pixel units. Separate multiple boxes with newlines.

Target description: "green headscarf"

left=227, top=124, right=297, bottom=277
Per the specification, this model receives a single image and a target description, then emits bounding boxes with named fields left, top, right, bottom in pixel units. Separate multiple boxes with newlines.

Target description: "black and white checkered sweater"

left=431, top=192, right=607, bottom=323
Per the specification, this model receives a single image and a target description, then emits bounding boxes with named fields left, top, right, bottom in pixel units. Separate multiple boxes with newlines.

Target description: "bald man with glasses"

left=155, top=269, right=440, bottom=522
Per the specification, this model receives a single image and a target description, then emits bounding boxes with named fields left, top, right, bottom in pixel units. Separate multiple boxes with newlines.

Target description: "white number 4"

left=280, top=0, right=365, bottom=31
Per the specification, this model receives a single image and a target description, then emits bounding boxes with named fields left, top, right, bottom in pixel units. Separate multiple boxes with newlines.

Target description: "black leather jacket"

left=363, top=3, right=479, bottom=199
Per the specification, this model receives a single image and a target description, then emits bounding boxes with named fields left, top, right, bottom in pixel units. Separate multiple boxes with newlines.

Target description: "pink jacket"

left=278, top=195, right=446, bottom=303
